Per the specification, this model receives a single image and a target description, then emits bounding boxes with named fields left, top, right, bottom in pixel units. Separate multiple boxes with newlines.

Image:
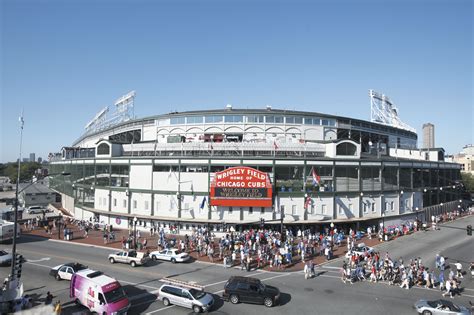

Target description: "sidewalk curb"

left=47, top=238, right=117, bottom=251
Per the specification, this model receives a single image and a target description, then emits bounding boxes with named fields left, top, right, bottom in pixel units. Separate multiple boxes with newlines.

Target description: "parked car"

left=49, top=262, right=88, bottom=281
left=223, top=276, right=280, bottom=307
left=157, top=278, right=214, bottom=313
left=0, top=250, right=12, bottom=266
left=108, top=250, right=149, bottom=267
left=26, top=206, right=47, bottom=215
left=149, top=248, right=190, bottom=263
left=345, top=242, right=375, bottom=259
left=414, top=299, right=471, bottom=315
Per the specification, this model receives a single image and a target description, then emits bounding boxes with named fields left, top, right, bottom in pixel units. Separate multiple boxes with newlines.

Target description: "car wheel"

left=109, top=258, right=115, bottom=264
left=264, top=297, right=273, bottom=307
left=131, top=261, right=137, bottom=267
left=55, top=274, right=61, bottom=281
left=230, top=294, right=239, bottom=304
left=192, top=305, right=201, bottom=313
left=422, top=311, right=432, bottom=315
left=163, top=298, right=170, bottom=306
left=171, top=258, right=176, bottom=264
left=152, top=255, right=157, bottom=261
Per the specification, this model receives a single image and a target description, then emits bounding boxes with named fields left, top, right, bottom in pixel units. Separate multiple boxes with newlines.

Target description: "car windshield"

left=259, top=283, right=266, bottom=291
left=104, top=287, right=126, bottom=304
left=189, top=289, right=206, bottom=300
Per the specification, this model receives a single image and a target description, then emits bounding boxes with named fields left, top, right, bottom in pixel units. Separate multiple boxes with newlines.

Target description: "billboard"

left=210, top=166, right=272, bottom=207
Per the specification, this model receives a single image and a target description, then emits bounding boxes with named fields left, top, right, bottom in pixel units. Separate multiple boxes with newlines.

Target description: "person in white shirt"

left=454, top=261, right=463, bottom=278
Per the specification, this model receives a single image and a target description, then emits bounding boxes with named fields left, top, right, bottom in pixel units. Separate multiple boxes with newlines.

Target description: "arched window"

left=336, top=142, right=357, bottom=156
left=97, top=143, right=110, bottom=155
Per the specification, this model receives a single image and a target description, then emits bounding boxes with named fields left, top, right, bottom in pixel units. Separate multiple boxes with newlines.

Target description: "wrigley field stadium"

left=48, top=90, right=463, bottom=233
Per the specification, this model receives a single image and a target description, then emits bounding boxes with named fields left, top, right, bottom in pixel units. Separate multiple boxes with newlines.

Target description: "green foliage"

left=0, top=162, right=41, bottom=183
left=461, top=172, right=474, bottom=193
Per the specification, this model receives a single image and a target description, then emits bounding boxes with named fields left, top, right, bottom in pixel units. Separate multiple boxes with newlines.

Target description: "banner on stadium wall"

left=210, top=166, right=272, bottom=207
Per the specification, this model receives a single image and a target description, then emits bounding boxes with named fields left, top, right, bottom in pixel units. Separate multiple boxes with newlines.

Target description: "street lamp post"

left=382, top=213, right=385, bottom=242
left=133, top=216, right=138, bottom=249
left=330, top=221, right=335, bottom=237
left=58, top=213, right=63, bottom=240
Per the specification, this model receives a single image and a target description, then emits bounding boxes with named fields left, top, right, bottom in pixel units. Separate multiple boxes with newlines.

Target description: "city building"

left=38, top=157, right=42, bottom=164
left=449, top=144, right=474, bottom=175
left=422, top=123, right=435, bottom=149
left=48, top=97, right=462, bottom=233
left=29, top=153, right=36, bottom=163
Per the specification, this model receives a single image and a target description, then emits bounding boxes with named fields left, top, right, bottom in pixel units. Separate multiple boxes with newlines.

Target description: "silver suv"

left=157, top=278, right=214, bottom=313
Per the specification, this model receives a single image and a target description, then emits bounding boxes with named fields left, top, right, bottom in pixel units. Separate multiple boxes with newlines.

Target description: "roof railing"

left=159, top=277, right=204, bottom=291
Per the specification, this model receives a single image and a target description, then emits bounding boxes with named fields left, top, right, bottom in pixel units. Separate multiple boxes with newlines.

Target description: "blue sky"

left=1, top=0, right=472, bottom=163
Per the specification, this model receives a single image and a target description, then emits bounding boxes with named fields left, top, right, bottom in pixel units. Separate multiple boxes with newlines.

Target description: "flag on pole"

left=304, top=196, right=312, bottom=210
left=200, top=196, right=207, bottom=209
left=312, top=167, right=320, bottom=186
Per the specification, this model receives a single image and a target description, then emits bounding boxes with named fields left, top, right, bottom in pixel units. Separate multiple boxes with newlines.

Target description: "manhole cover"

left=304, top=288, right=314, bottom=292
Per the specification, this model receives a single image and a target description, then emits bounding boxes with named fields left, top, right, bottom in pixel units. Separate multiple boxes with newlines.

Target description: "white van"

left=70, top=269, right=130, bottom=314
left=157, top=278, right=214, bottom=313
left=26, top=206, right=46, bottom=214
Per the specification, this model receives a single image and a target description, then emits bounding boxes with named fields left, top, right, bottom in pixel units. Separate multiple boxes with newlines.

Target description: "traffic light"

left=15, top=254, right=23, bottom=279
left=468, top=225, right=472, bottom=236
left=260, top=218, right=265, bottom=227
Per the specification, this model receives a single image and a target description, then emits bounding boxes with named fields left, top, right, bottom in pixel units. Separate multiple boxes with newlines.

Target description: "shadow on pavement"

left=279, top=292, right=291, bottom=306
left=125, top=285, right=157, bottom=314
left=9, top=234, right=49, bottom=244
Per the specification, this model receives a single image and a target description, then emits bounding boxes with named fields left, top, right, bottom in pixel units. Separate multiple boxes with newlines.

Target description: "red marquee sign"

left=210, top=166, right=272, bottom=207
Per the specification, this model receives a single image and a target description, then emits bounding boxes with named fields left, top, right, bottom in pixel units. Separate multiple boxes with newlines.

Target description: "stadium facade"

left=49, top=104, right=462, bottom=232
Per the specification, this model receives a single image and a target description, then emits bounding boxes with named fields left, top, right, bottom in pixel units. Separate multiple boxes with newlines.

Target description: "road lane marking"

left=119, top=280, right=160, bottom=290
left=145, top=305, right=175, bottom=314
left=203, top=272, right=263, bottom=288
left=19, top=248, right=168, bottom=278
left=26, top=257, right=51, bottom=263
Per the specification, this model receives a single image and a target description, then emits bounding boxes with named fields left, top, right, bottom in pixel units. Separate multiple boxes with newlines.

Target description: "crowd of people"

left=341, top=247, right=468, bottom=299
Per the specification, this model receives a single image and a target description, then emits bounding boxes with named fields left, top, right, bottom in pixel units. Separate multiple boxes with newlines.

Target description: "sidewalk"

left=21, top=223, right=378, bottom=272
left=21, top=212, right=471, bottom=273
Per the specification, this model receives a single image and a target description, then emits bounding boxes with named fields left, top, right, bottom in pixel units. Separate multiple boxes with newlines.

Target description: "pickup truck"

left=108, top=250, right=150, bottom=267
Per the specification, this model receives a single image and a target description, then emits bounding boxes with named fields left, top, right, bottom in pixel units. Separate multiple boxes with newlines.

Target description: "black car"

left=223, top=276, right=280, bottom=307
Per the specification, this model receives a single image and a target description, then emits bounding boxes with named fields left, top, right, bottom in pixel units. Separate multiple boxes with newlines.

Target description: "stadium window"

left=372, top=202, right=376, bottom=213
left=249, top=207, right=253, bottom=214
left=265, top=115, right=275, bottom=123
left=275, top=116, right=284, bottom=123
left=123, top=200, right=127, bottom=208
left=322, top=119, right=329, bottom=126
left=97, top=143, right=110, bottom=155
left=295, top=117, right=303, bottom=124
left=304, top=118, right=313, bottom=125
left=321, top=204, right=327, bottom=214
left=170, top=117, right=185, bottom=125
left=260, top=207, right=265, bottom=214
left=228, top=207, right=233, bottom=214
left=285, top=116, right=294, bottom=124
left=189, top=116, right=203, bottom=124
left=133, top=200, right=137, bottom=209
left=113, top=198, right=117, bottom=207
left=312, top=118, right=321, bottom=125
left=391, top=201, right=394, bottom=211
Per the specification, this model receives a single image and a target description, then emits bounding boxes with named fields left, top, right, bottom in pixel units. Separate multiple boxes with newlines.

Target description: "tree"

left=461, top=172, right=474, bottom=193
left=0, top=162, right=41, bottom=183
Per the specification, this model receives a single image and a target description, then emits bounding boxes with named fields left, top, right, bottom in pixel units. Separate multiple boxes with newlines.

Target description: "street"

left=1, top=215, right=473, bottom=315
